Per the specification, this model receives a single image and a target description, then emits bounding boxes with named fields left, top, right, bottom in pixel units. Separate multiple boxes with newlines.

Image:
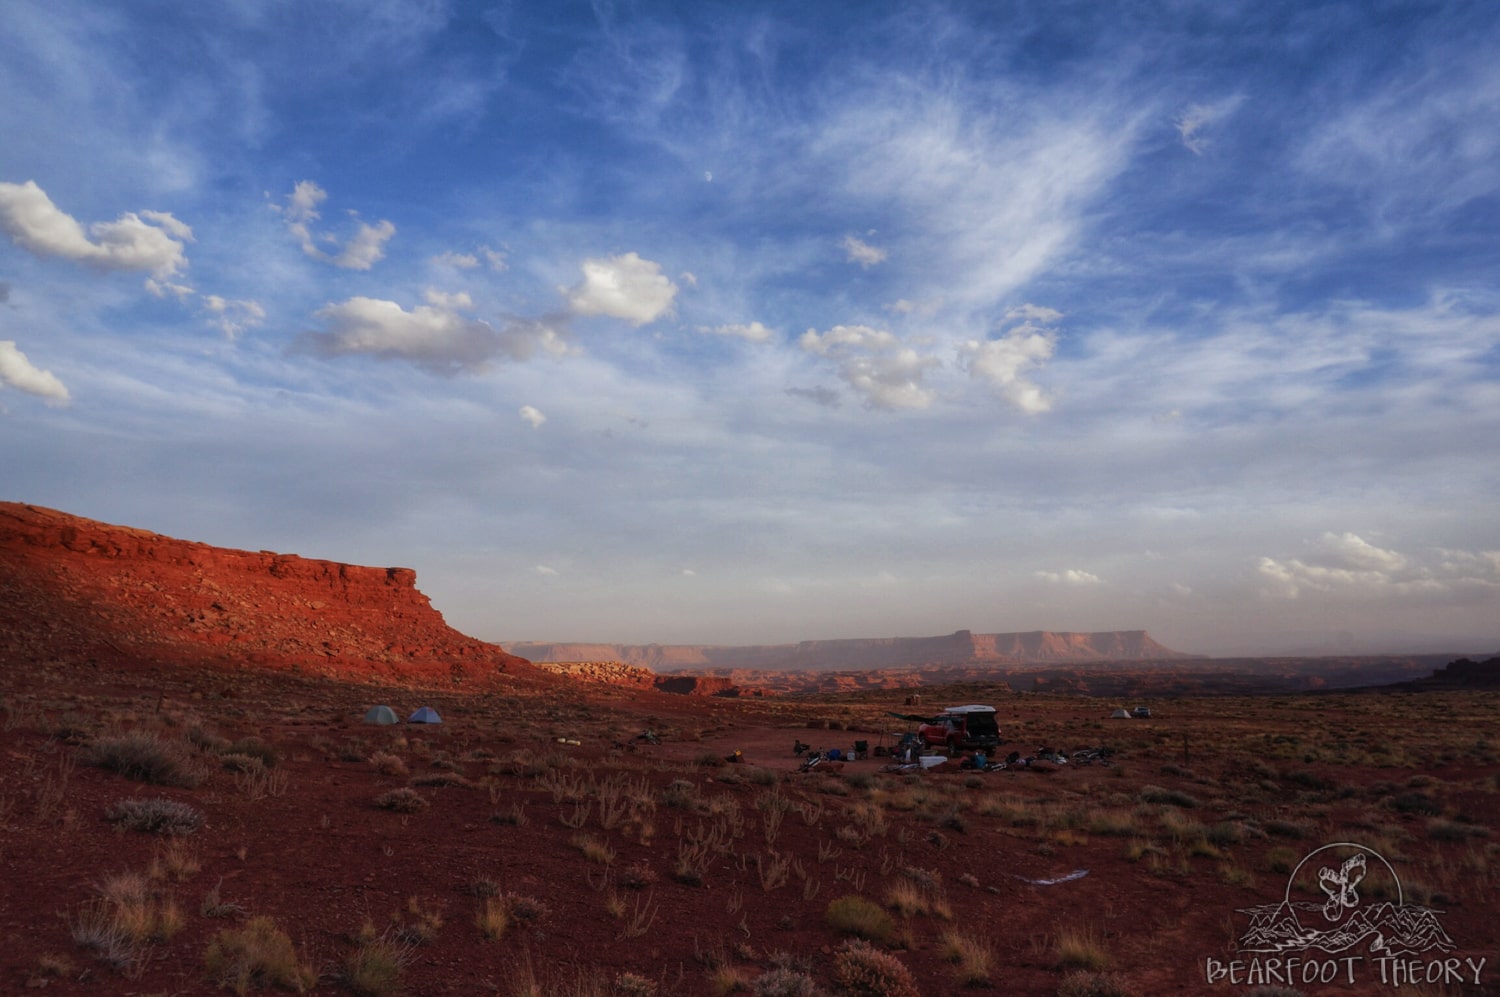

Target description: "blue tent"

left=408, top=706, right=442, bottom=724
left=363, top=705, right=398, bottom=725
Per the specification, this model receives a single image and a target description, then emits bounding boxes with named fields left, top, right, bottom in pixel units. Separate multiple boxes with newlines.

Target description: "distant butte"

left=504, top=628, right=1193, bottom=672
left=0, top=502, right=531, bottom=686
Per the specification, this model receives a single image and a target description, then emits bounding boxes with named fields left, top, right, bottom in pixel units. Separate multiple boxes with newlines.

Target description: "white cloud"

left=959, top=306, right=1059, bottom=413
left=1175, top=95, right=1245, bottom=155
left=800, top=324, right=940, bottom=410
left=0, top=180, right=191, bottom=278
left=275, top=180, right=395, bottom=271
left=1257, top=534, right=1497, bottom=600
left=519, top=404, right=546, bottom=428
left=1035, top=569, right=1103, bottom=586
left=0, top=340, right=70, bottom=404
left=298, top=289, right=567, bottom=374
left=146, top=278, right=196, bottom=300
left=698, top=321, right=775, bottom=343
left=842, top=234, right=887, bottom=268
left=202, top=295, right=266, bottom=340
left=434, top=250, right=479, bottom=268
left=565, top=252, right=678, bottom=326
left=536, top=564, right=559, bottom=576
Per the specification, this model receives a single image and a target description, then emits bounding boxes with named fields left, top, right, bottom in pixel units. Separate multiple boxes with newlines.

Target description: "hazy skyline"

left=2, top=2, right=1497, bottom=657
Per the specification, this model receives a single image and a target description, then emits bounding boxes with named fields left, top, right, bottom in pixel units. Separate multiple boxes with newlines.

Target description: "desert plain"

left=1, top=503, right=1496, bottom=997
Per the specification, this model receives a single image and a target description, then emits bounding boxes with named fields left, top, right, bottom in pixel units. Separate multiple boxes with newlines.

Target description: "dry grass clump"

left=825, top=894, right=894, bottom=943
left=1137, top=785, right=1198, bottom=808
left=344, top=934, right=413, bottom=997
left=831, top=939, right=919, bottom=997
left=107, top=797, right=205, bottom=834
left=86, top=732, right=204, bottom=787
left=374, top=787, right=428, bottom=813
left=1056, top=971, right=1138, bottom=997
left=751, top=966, right=822, bottom=997
left=939, top=930, right=994, bottom=985
left=70, top=870, right=185, bottom=974
left=1055, top=924, right=1111, bottom=971
left=204, top=916, right=318, bottom=995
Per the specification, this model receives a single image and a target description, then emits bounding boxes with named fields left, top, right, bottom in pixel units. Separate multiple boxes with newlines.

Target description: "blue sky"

left=3, top=1, right=1498, bottom=656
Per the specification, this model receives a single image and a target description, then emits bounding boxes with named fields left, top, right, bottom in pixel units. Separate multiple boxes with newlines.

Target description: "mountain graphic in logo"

left=1237, top=842, right=1455, bottom=957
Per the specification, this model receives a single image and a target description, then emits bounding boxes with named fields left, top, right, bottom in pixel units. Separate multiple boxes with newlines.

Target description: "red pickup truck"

left=917, top=705, right=1001, bottom=756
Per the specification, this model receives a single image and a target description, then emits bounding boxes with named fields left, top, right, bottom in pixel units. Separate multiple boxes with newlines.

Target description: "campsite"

left=1, top=659, right=1497, bottom=996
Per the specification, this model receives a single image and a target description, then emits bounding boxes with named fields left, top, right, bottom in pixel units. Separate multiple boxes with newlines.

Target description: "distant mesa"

left=0, top=502, right=530, bottom=686
left=504, top=629, right=1192, bottom=672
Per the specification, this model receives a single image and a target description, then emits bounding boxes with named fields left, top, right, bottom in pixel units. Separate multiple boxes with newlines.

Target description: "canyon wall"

left=0, top=503, right=531, bottom=686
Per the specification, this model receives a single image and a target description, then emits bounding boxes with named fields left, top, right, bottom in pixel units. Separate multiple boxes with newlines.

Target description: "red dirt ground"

left=2, top=503, right=1496, bottom=996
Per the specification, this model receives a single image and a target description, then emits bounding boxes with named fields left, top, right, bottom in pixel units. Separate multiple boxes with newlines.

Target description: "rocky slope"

left=506, top=628, right=1190, bottom=671
left=0, top=502, right=531, bottom=686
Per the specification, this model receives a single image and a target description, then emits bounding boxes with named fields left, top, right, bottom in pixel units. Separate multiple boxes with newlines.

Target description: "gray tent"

left=1109, top=709, right=1131, bottom=719
left=408, top=706, right=442, bottom=724
left=363, top=705, right=399, bottom=725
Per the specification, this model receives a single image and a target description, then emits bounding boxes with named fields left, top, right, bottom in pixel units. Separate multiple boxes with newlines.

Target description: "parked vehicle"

left=1132, top=706, right=1152, bottom=719
left=916, top=705, right=1001, bottom=756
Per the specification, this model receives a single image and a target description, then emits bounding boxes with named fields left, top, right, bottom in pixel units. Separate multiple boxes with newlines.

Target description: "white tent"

left=1110, top=709, right=1131, bottom=719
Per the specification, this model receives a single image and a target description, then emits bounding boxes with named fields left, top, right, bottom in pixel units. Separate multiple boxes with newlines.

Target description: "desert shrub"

left=107, top=797, right=204, bottom=835
left=410, top=772, right=473, bottom=788
left=204, top=916, right=317, bottom=995
left=374, top=788, right=428, bottom=813
left=369, top=752, right=408, bottom=777
left=1056, top=971, right=1137, bottom=997
left=832, top=940, right=919, bottom=997
left=825, top=895, right=893, bottom=943
left=1391, top=792, right=1440, bottom=815
left=753, top=967, right=823, bottom=997
left=223, top=738, right=279, bottom=768
left=1138, top=785, right=1198, bottom=808
left=86, top=732, right=203, bottom=787
left=661, top=779, right=698, bottom=809
left=614, top=972, right=658, bottom=996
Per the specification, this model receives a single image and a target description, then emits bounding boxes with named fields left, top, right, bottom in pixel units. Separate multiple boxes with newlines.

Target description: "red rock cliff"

left=0, top=503, right=531, bottom=685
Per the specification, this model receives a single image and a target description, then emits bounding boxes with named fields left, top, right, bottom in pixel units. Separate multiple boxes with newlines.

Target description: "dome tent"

left=363, top=705, right=398, bottom=725
left=408, top=706, right=442, bottom=724
left=1110, top=709, right=1131, bottom=719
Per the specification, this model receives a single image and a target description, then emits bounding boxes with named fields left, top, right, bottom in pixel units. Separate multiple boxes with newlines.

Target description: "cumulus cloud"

left=519, top=404, right=546, bottom=428
left=564, top=252, right=678, bottom=325
left=297, top=290, right=567, bottom=374
left=842, top=234, right=887, bottom=268
left=202, top=295, right=266, bottom=340
left=1257, top=533, right=1498, bottom=599
left=1035, top=569, right=1103, bottom=586
left=959, top=304, right=1059, bottom=413
left=800, top=324, right=940, bottom=410
left=1176, top=95, right=1246, bottom=155
left=0, top=180, right=191, bottom=278
left=275, top=180, right=395, bottom=271
left=0, top=341, right=70, bottom=405
left=698, top=321, right=775, bottom=343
